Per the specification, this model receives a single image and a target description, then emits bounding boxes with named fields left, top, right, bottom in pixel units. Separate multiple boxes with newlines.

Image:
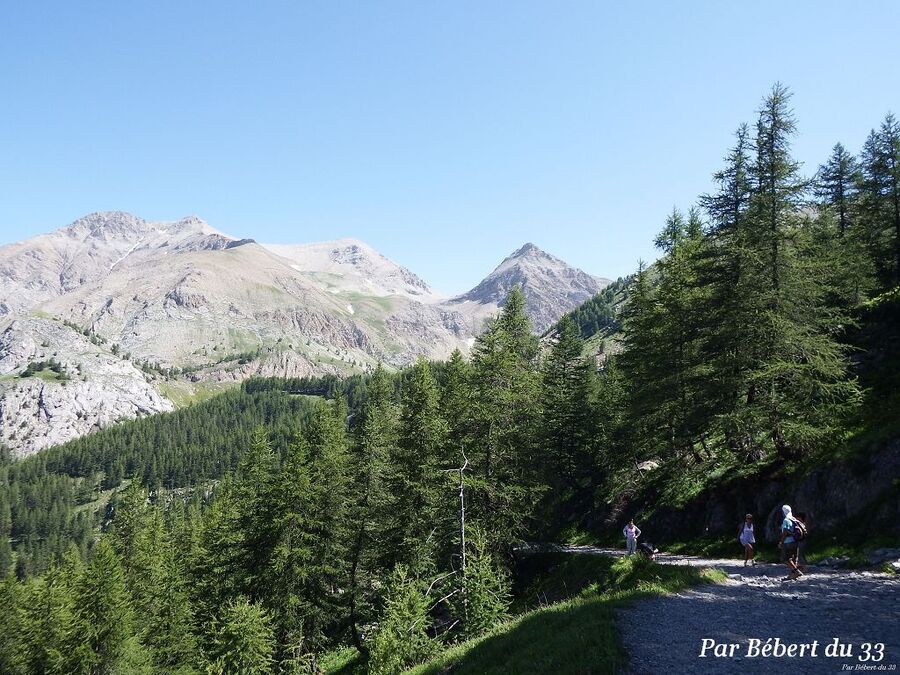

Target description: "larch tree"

left=270, top=396, right=351, bottom=662
left=540, top=315, right=595, bottom=505
left=469, top=286, right=543, bottom=553
left=69, top=538, right=149, bottom=674
left=346, top=364, right=396, bottom=655
left=386, top=357, right=448, bottom=574
left=859, top=113, right=900, bottom=288
left=817, top=142, right=860, bottom=236
left=206, top=597, right=276, bottom=675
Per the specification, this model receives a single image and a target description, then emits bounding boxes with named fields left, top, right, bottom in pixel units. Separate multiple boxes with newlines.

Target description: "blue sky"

left=1, top=2, right=898, bottom=294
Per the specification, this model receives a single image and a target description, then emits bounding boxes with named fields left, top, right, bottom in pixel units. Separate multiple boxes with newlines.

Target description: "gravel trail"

left=558, top=545, right=900, bottom=674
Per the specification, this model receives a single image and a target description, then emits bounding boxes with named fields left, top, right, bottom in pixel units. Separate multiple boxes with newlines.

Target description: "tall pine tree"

left=386, top=357, right=448, bottom=573
left=469, top=287, right=543, bottom=552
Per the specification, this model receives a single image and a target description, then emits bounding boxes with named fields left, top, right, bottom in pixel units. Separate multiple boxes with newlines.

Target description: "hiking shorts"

left=781, top=541, right=799, bottom=564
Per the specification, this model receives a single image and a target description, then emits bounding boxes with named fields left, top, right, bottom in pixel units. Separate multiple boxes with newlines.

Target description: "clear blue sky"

left=2, top=2, right=898, bottom=294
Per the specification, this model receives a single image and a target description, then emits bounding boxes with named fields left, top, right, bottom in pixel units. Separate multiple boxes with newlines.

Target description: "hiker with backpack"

left=738, top=513, right=756, bottom=566
left=778, top=504, right=807, bottom=580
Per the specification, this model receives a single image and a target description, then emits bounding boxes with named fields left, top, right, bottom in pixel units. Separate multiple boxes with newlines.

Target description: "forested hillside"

left=0, top=84, right=898, bottom=674
left=550, top=275, right=630, bottom=340
left=0, top=389, right=321, bottom=578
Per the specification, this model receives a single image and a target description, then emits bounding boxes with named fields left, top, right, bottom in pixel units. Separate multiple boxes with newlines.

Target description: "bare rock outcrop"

left=0, top=318, right=173, bottom=456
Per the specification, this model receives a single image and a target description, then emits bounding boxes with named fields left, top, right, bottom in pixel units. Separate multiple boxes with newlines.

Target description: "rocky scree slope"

left=0, top=316, right=173, bottom=455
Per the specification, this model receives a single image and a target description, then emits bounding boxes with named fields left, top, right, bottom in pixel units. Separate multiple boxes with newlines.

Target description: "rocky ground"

left=560, top=545, right=900, bottom=674
left=0, top=317, right=173, bottom=455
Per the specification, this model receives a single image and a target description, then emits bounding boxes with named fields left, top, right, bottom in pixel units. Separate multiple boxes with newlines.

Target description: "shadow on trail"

left=601, top=548, right=900, bottom=674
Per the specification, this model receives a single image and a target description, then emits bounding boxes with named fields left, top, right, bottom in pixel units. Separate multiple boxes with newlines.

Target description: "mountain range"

left=0, top=211, right=609, bottom=456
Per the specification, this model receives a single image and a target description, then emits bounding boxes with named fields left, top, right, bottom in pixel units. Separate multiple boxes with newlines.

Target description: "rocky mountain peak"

left=453, top=242, right=609, bottom=333
left=61, top=211, right=223, bottom=245
left=68, top=211, right=149, bottom=239
left=510, top=242, right=544, bottom=258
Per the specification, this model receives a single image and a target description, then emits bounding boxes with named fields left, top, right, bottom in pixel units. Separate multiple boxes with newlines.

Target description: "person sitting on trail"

left=623, top=518, right=641, bottom=556
left=778, top=504, right=803, bottom=580
left=738, top=513, right=756, bottom=567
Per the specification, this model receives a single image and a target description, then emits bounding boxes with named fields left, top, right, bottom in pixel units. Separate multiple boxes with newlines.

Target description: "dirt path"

left=558, top=545, right=900, bottom=674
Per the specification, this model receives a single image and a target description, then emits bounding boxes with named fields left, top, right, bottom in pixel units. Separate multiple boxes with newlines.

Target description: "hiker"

left=778, top=504, right=803, bottom=580
left=795, top=511, right=809, bottom=571
left=623, top=518, right=641, bottom=556
left=738, top=513, right=756, bottom=566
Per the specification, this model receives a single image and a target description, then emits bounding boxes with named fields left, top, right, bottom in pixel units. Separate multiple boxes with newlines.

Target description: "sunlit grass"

left=404, top=555, right=724, bottom=675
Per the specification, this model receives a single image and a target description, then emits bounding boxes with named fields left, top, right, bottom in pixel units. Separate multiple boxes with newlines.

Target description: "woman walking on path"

left=623, top=518, right=641, bottom=556
left=738, top=513, right=756, bottom=566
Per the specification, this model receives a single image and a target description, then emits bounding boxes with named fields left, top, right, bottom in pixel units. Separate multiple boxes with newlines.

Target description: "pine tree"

left=367, top=565, right=437, bottom=675
left=347, top=364, right=395, bottom=655
left=469, top=286, right=543, bottom=552
left=69, top=538, right=150, bottom=674
left=270, top=396, right=351, bottom=662
left=540, top=315, right=595, bottom=506
left=207, top=597, right=275, bottom=675
left=386, top=357, right=448, bottom=572
left=859, top=113, right=900, bottom=288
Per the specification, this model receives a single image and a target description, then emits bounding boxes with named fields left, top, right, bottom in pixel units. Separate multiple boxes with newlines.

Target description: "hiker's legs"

left=784, top=543, right=801, bottom=576
left=744, top=542, right=754, bottom=563
left=626, top=539, right=636, bottom=556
